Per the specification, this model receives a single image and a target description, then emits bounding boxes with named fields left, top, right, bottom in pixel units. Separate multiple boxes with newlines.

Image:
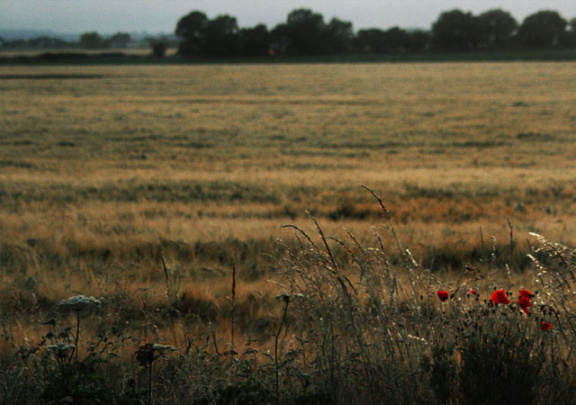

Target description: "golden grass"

left=0, top=62, right=575, bottom=347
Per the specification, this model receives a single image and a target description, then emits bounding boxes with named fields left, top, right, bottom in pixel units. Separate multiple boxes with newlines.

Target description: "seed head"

left=59, top=295, right=101, bottom=312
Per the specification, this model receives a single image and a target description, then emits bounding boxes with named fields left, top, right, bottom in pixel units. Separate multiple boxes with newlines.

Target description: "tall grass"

left=1, top=62, right=575, bottom=403
left=2, top=190, right=576, bottom=403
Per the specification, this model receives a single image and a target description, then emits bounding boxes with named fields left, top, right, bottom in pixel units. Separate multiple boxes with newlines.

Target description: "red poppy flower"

left=468, top=289, right=478, bottom=296
left=517, top=297, right=531, bottom=314
left=437, top=290, right=449, bottom=302
left=490, top=289, right=510, bottom=305
left=540, top=321, right=553, bottom=331
left=519, top=289, right=532, bottom=299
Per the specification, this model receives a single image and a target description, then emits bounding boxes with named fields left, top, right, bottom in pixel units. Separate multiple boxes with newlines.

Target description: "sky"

left=2, top=0, right=576, bottom=35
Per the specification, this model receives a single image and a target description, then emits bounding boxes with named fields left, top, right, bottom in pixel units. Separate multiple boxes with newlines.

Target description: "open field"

left=1, top=62, right=576, bottom=403
left=1, top=63, right=575, bottom=269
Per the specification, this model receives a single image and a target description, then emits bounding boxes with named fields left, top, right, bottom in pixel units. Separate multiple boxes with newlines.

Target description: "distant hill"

left=0, top=29, right=80, bottom=41
left=0, top=29, right=172, bottom=42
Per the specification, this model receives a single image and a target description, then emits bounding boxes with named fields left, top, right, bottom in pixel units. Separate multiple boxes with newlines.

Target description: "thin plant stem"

left=231, top=263, right=236, bottom=352
left=275, top=299, right=290, bottom=400
left=75, top=310, right=80, bottom=363
left=148, top=362, right=153, bottom=405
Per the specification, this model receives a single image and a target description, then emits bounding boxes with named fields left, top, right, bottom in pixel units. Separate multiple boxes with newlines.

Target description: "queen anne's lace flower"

left=58, top=295, right=101, bottom=312
left=46, top=342, right=76, bottom=358
left=152, top=344, right=177, bottom=352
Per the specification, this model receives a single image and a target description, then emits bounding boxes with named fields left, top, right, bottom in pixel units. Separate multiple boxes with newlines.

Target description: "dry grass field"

left=0, top=62, right=576, bottom=403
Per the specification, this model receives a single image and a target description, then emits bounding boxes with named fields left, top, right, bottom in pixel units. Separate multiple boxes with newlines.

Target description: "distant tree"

left=278, top=9, right=327, bottom=55
left=518, top=10, right=567, bottom=48
left=148, top=36, right=168, bottom=58
left=28, top=36, right=68, bottom=48
left=355, top=28, right=388, bottom=53
left=355, top=27, right=409, bottom=53
left=4, top=39, right=27, bottom=49
left=477, top=9, right=517, bottom=48
left=109, top=32, right=131, bottom=49
left=405, top=30, right=431, bottom=52
left=175, top=10, right=209, bottom=56
left=204, top=15, right=241, bottom=57
left=385, top=27, right=409, bottom=52
left=270, top=23, right=289, bottom=55
left=80, top=31, right=107, bottom=49
left=239, top=24, right=271, bottom=57
left=564, top=17, right=576, bottom=47
left=325, top=18, right=354, bottom=54
left=432, top=9, right=481, bottom=51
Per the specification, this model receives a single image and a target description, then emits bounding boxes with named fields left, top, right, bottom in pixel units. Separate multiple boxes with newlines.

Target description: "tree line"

left=1, top=8, right=575, bottom=58
left=175, top=8, right=576, bottom=57
left=0, top=32, right=176, bottom=57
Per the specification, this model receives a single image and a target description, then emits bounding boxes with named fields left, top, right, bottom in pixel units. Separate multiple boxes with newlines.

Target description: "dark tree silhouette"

left=109, top=32, right=131, bottom=49
left=385, top=27, right=409, bottom=52
left=175, top=11, right=209, bottom=56
left=355, top=28, right=388, bottom=53
left=477, top=9, right=517, bottom=48
left=325, top=18, right=354, bottom=54
left=171, top=7, right=573, bottom=59
left=204, top=15, right=241, bottom=56
left=564, top=17, right=576, bottom=47
left=282, top=9, right=327, bottom=55
left=28, top=36, right=70, bottom=49
left=355, top=27, right=412, bottom=54
left=80, top=32, right=107, bottom=49
left=432, top=9, right=480, bottom=51
left=149, top=37, right=168, bottom=58
left=518, top=10, right=567, bottom=48
left=405, top=30, right=431, bottom=52
left=239, top=24, right=271, bottom=57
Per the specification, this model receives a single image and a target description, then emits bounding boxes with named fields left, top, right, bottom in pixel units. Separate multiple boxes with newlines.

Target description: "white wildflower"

left=408, top=334, right=428, bottom=345
left=151, top=344, right=177, bottom=352
left=59, top=295, right=101, bottom=312
left=46, top=342, right=76, bottom=357
left=275, top=293, right=291, bottom=302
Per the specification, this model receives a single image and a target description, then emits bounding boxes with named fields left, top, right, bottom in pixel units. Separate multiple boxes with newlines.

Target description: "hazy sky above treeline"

left=2, top=0, right=576, bottom=34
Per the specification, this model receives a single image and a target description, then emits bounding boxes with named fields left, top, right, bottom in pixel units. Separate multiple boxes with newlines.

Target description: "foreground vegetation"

left=0, top=62, right=575, bottom=402
left=2, top=213, right=576, bottom=404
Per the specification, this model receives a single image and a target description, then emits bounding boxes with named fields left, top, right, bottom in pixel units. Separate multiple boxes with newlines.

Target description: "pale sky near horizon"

left=2, top=0, right=576, bottom=35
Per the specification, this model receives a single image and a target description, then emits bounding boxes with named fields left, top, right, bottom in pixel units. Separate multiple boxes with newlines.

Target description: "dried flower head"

left=59, top=295, right=101, bottom=312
